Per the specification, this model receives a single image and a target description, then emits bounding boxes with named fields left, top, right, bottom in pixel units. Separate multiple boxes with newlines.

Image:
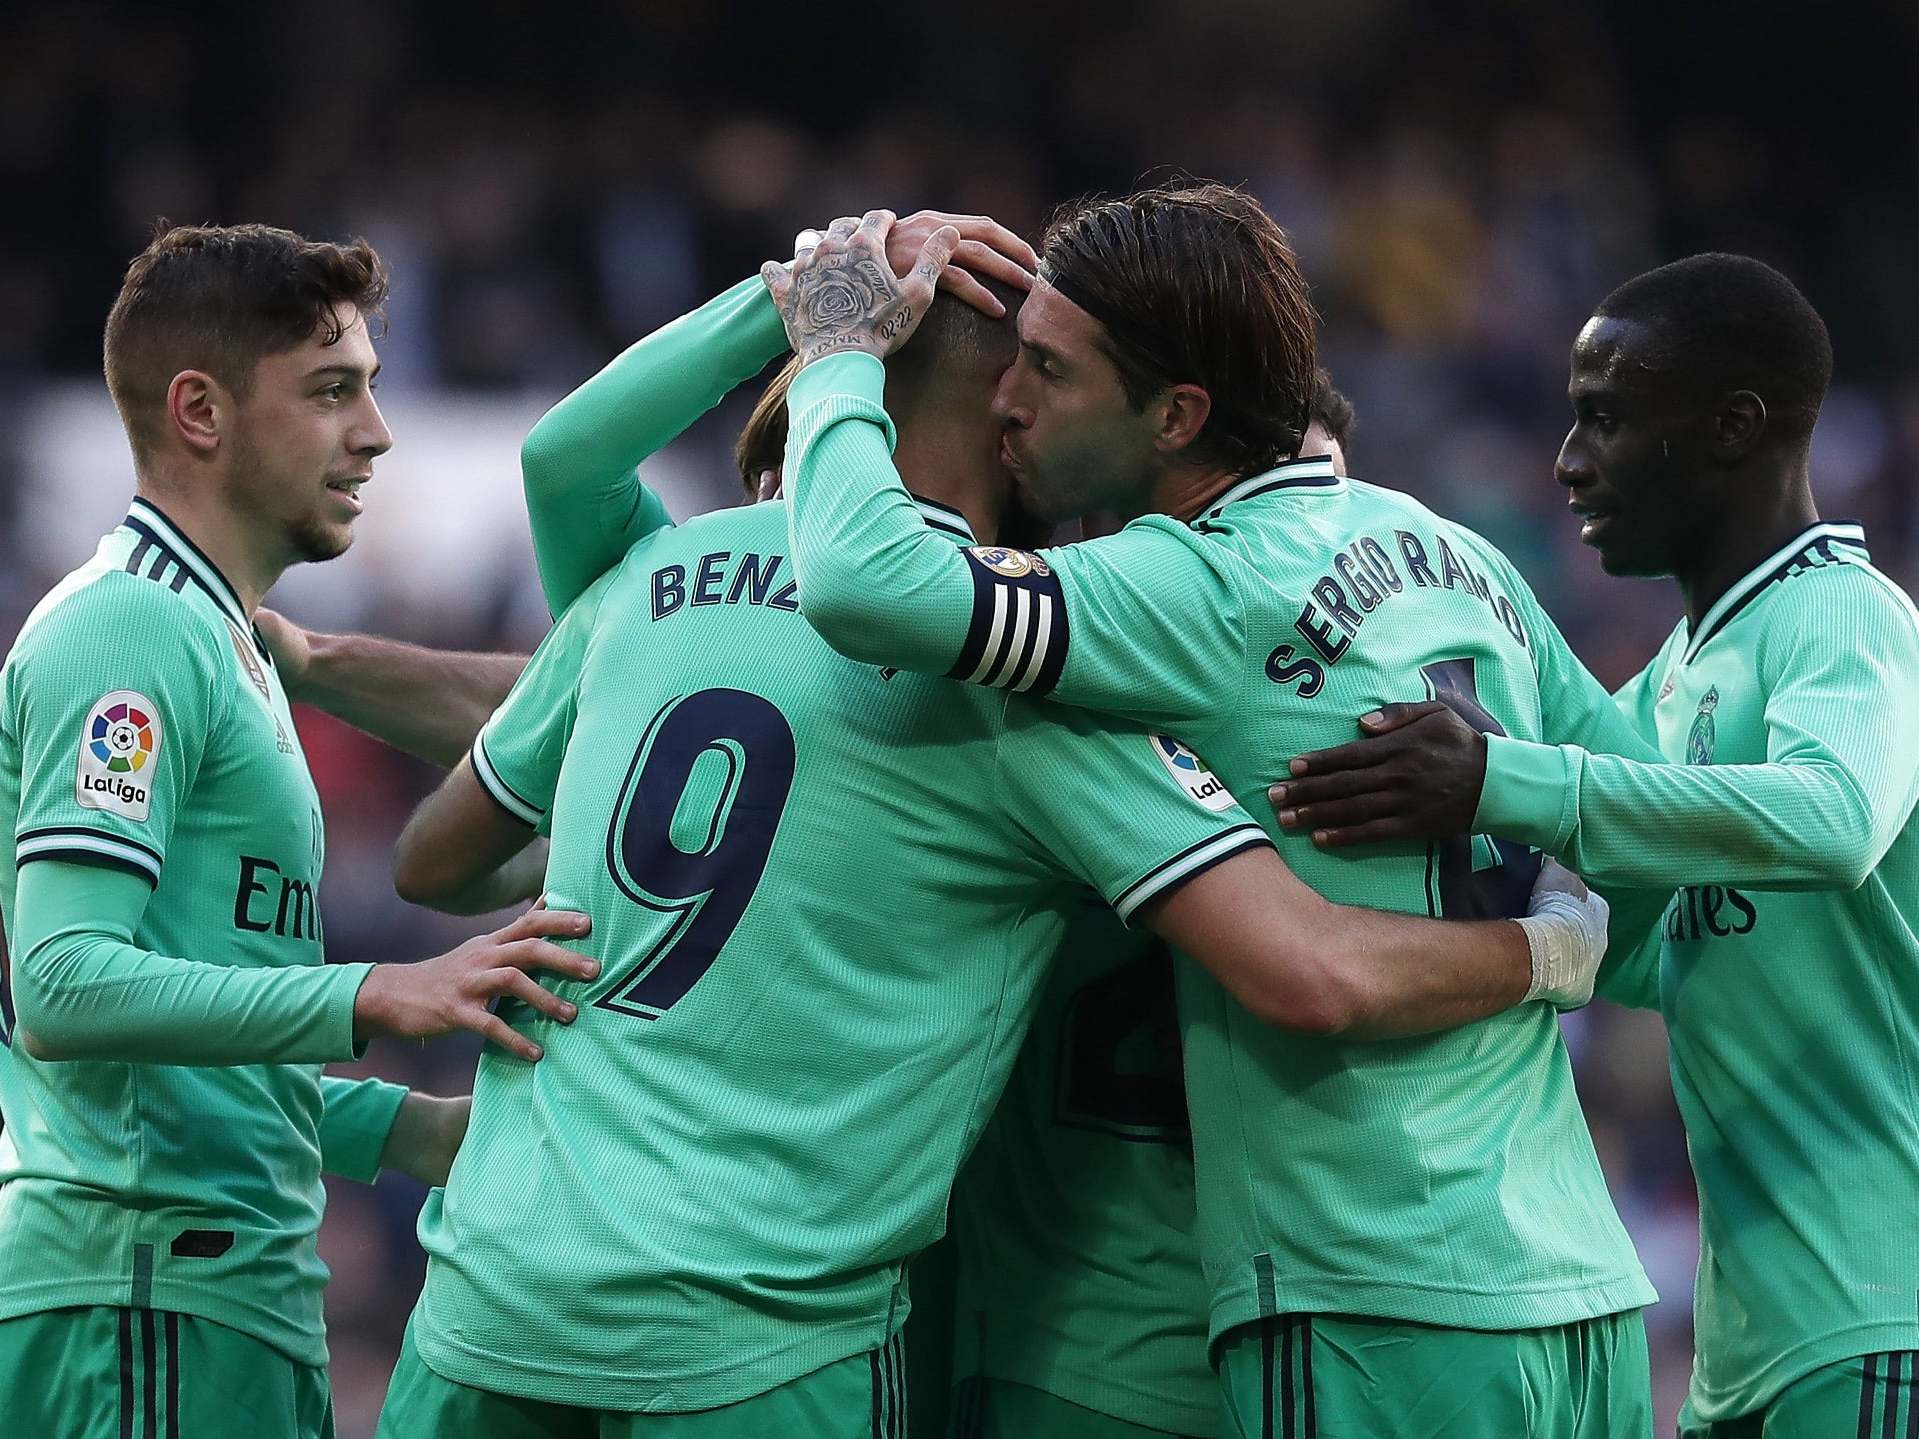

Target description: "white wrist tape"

left=1516, top=887, right=1611, bottom=1010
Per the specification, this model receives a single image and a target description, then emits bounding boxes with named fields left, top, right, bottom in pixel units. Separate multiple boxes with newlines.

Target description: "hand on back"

left=354, top=903, right=599, bottom=1062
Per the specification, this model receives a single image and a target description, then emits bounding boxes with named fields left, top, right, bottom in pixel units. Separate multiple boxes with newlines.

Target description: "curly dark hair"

left=104, top=221, right=389, bottom=460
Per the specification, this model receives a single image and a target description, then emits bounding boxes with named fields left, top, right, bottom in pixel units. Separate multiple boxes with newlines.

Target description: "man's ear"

left=166, top=370, right=227, bottom=456
left=1713, top=389, right=1767, bottom=462
left=1153, top=382, right=1213, bottom=456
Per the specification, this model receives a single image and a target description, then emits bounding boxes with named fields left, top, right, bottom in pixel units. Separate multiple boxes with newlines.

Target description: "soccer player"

left=768, top=194, right=1666, bottom=1436
left=369, top=228, right=1610, bottom=1438
left=943, top=374, right=1359, bottom=1439
left=1268, top=254, right=1919, bottom=1439
left=0, top=223, right=598, bottom=1439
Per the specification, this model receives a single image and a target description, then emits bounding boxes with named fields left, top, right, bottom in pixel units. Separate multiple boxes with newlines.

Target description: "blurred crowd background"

left=5, top=1, right=1918, bottom=1432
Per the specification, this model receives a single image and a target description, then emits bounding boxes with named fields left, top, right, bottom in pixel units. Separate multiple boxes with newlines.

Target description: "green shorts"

left=1215, top=1309, right=1651, bottom=1438
left=0, top=1304, right=330, bottom=1439
left=948, top=1376, right=1205, bottom=1437
left=1679, top=1349, right=1919, bottom=1438
left=378, top=1312, right=908, bottom=1437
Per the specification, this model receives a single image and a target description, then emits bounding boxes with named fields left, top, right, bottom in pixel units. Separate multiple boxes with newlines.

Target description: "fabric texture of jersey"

left=0, top=500, right=394, bottom=1367
left=414, top=497, right=1272, bottom=1411
left=779, top=352, right=1658, bottom=1345
left=951, top=901, right=1211, bottom=1435
left=1476, top=523, right=1919, bottom=1422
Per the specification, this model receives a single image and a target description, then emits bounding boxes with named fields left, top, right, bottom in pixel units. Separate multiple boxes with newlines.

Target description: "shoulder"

left=13, top=567, right=222, bottom=671
left=1753, top=548, right=1919, bottom=679
left=1047, top=514, right=1247, bottom=592
left=1422, top=507, right=1534, bottom=591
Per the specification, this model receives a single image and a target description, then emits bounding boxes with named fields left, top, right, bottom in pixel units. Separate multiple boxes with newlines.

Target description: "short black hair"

left=1594, top=253, right=1831, bottom=442
left=883, top=275, right=1025, bottom=406
left=733, top=277, right=1026, bottom=496
left=1308, top=369, right=1354, bottom=453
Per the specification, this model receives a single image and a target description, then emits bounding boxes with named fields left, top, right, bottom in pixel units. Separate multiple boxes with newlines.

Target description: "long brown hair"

left=1041, top=181, right=1318, bottom=475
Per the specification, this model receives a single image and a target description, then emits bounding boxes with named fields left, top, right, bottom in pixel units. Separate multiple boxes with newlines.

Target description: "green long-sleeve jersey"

left=0, top=500, right=402, bottom=1365
left=1475, top=522, right=1919, bottom=1422
left=415, top=281, right=1276, bottom=1411
left=512, top=278, right=1222, bottom=1426
left=779, top=351, right=1659, bottom=1342
left=417, top=499, right=1273, bottom=1412
left=951, top=906, right=1212, bottom=1435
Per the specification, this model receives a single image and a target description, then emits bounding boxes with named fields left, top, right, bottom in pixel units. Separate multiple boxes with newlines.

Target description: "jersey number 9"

left=599, top=688, right=797, bottom=1020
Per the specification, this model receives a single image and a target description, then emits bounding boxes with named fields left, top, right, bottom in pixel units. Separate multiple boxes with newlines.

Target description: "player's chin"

left=1591, top=539, right=1663, bottom=579
left=288, top=515, right=357, bottom=564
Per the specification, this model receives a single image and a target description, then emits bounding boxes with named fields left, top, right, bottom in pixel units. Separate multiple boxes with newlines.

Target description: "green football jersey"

left=1473, top=522, right=1919, bottom=1422
left=413, top=497, right=1273, bottom=1412
left=0, top=499, right=399, bottom=1367
left=781, top=351, right=1660, bottom=1343
left=952, top=903, right=1211, bottom=1436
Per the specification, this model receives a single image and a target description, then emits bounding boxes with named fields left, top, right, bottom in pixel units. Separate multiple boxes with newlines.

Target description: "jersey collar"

left=1194, top=455, right=1344, bottom=526
left=1683, top=518, right=1869, bottom=663
left=910, top=493, right=977, bottom=544
left=123, top=497, right=273, bottom=662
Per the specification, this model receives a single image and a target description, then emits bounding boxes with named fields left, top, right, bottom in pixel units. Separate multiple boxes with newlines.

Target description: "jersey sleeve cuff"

left=1475, top=734, right=1579, bottom=854
left=786, top=352, right=896, bottom=452
left=470, top=731, right=546, bottom=828
left=318, top=1075, right=410, bottom=1184
left=332, top=962, right=379, bottom=1062
left=1110, top=824, right=1273, bottom=924
left=15, top=827, right=163, bottom=887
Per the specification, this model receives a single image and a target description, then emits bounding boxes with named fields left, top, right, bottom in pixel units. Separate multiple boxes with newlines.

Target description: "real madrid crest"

left=968, top=545, right=1050, bottom=579
left=1687, top=686, right=1719, bottom=766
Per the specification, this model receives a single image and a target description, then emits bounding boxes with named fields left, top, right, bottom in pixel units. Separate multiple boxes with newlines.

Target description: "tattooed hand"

left=760, top=209, right=958, bottom=367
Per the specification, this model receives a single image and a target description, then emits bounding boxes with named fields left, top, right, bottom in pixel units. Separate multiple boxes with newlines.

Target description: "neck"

left=1149, top=459, right=1243, bottom=524
left=1676, top=464, right=1819, bottom=632
left=892, top=416, right=1006, bottom=545
left=133, top=473, right=286, bottom=615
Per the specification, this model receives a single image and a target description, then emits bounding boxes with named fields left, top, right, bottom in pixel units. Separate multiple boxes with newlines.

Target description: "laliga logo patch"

left=969, top=546, right=1050, bottom=579
left=1152, top=734, right=1236, bottom=811
left=77, top=690, right=162, bottom=821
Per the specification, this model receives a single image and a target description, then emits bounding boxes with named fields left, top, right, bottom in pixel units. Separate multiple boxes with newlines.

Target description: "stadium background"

left=3, top=2, right=1916, bottom=1433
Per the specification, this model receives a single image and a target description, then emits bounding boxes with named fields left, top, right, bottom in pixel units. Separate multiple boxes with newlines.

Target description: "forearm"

left=296, top=632, right=526, bottom=768
left=1147, top=864, right=1531, bottom=1041
left=15, top=862, right=368, bottom=1065
left=525, top=276, right=788, bottom=613
left=393, top=756, right=543, bottom=914
left=784, top=352, right=976, bottom=670
left=1479, top=737, right=1881, bottom=890
left=374, top=1089, right=468, bottom=1187
left=318, top=1073, right=410, bottom=1182
left=416, top=839, right=549, bottom=917
left=1320, top=908, right=1532, bottom=1040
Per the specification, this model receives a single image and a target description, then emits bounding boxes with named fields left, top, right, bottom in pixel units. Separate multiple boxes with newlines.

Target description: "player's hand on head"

left=1518, top=859, right=1609, bottom=1011
left=884, top=210, right=1037, bottom=319
left=353, top=903, right=600, bottom=1062
left=253, top=607, right=313, bottom=696
left=761, top=208, right=958, bottom=367
left=1268, top=700, right=1486, bottom=847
